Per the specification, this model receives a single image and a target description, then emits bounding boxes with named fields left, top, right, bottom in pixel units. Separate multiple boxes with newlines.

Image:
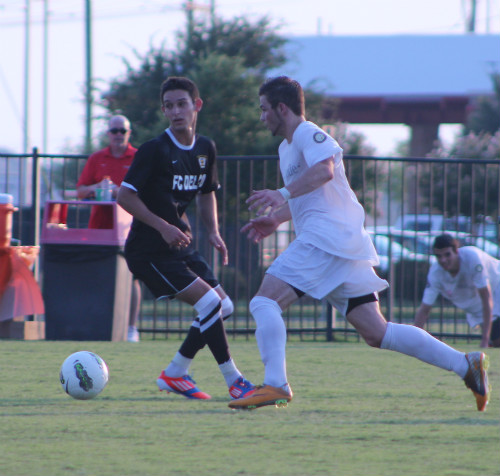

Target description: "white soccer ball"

left=60, top=351, right=109, bottom=400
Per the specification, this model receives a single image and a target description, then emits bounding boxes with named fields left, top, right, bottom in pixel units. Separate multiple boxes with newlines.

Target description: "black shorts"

left=126, top=250, right=218, bottom=299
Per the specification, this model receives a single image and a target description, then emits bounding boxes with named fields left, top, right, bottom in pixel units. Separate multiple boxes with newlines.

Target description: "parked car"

left=368, top=231, right=430, bottom=274
left=474, top=216, right=500, bottom=243
left=367, top=225, right=475, bottom=255
left=367, top=230, right=433, bottom=300
left=366, top=226, right=434, bottom=255
left=392, top=214, right=472, bottom=234
left=474, top=237, right=500, bottom=259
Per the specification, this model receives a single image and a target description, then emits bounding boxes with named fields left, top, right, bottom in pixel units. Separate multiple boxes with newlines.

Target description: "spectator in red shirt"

left=77, top=115, right=141, bottom=342
left=77, top=115, right=137, bottom=228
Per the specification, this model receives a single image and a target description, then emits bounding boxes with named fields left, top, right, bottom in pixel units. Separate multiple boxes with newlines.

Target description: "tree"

left=189, top=52, right=279, bottom=155
left=422, top=130, right=500, bottom=217
left=178, top=15, right=287, bottom=74
left=100, top=46, right=182, bottom=147
left=415, top=72, right=500, bottom=218
left=99, top=15, right=287, bottom=154
left=466, top=72, right=500, bottom=135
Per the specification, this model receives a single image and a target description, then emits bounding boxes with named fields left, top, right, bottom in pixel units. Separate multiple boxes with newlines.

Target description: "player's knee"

left=194, top=288, right=220, bottom=309
left=221, top=296, right=234, bottom=320
left=194, top=288, right=222, bottom=333
left=249, top=295, right=282, bottom=316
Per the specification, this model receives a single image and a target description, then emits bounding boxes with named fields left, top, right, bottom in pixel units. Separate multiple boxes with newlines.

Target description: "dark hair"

left=160, top=76, right=199, bottom=105
left=259, top=76, right=305, bottom=116
left=433, top=233, right=459, bottom=252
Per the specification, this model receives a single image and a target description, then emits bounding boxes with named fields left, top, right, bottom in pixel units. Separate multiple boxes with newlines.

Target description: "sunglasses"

left=109, top=128, right=129, bottom=135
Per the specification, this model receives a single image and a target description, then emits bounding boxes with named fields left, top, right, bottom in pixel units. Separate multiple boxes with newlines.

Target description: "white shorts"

left=266, top=239, right=389, bottom=316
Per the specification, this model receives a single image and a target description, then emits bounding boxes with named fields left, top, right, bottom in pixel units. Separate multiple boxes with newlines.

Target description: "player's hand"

left=246, top=189, right=286, bottom=216
left=209, top=232, right=228, bottom=265
left=241, top=215, right=279, bottom=243
left=159, top=223, right=191, bottom=249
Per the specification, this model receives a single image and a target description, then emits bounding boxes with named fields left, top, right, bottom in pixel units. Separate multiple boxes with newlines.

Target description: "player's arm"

left=477, top=285, right=493, bottom=348
left=247, top=157, right=334, bottom=216
left=196, top=191, right=228, bottom=265
left=414, top=303, right=433, bottom=328
left=241, top=203, right=292, bottom=243
left=77, top=183, right=97, bottom=199
left=117, top=185, right=190, bottom=248
left=76, top=156, right=113, bottom=199
left=76, top=157, right=96, bottom=199
left=77, top=178, right=116, bottom=199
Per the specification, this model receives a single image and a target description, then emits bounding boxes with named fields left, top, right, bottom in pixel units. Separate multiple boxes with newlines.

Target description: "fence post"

left=323, top=301, right=335, bottom=342
left=31, top=147, right=40, bottom=246
left=31, top=147, right=41, bottom=280
left=26, top=147, right=42, bottom=323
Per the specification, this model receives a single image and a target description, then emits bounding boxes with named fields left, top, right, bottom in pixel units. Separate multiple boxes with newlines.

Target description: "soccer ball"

left=60, top=351, right=109, bottom=400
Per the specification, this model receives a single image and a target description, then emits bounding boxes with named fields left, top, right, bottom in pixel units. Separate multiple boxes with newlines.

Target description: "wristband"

left=278, top=187, right=291, bottom=201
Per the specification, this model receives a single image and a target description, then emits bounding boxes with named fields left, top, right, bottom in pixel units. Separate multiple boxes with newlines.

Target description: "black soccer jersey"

left=122, top=129, right=219, bottom=258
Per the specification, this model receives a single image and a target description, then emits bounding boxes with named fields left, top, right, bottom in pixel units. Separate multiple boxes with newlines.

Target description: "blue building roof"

left=278, top=35, right=500, bottom=97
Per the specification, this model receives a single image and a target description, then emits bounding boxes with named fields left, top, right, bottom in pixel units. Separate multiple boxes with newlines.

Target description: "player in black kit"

left=117, top=77, right=255, bottom=400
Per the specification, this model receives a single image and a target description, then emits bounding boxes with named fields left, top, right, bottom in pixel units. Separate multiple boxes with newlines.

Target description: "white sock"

left=165, top=352, right=192, bottom=378
left=250, top=296, right=288, bottom=387
left=381, top=322, right=469, bottom=378
left=219, top=358, right=241, bottom=387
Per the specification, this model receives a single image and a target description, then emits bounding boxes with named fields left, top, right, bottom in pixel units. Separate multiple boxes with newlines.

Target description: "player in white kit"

left=416, top=233, right=500, bottom=348
left=229, top=76, right=491, bottom=412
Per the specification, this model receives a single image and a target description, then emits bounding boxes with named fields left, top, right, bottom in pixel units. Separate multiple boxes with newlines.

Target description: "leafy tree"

left=178, top=15, right=287, bottom=74
left=99, top=15, right=287, bottom=153
left=189, top=52, right=278, bottom=155
left=100, top=47, right=181, bottom=147
left=466, top=72, right=500, bottom=135
left=422, top=130, right=500, bottom=217
left=416, top=73, right=500, bottom=218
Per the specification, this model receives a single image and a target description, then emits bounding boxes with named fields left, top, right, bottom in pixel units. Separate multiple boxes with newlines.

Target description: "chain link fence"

left=2, top=149, right=499, bottom=343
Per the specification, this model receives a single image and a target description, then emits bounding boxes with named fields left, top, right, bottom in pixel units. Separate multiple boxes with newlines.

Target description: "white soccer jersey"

left=279, top=121, right=378, bottom=264
left=422, top=246, right=500, bottom=327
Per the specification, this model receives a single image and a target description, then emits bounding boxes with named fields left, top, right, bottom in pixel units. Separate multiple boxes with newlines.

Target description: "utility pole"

left=42, top=0, right=49, bottom=152
left=465, top=0, right=477, bottom=33
left=210, top=0, right=215, bottom=30
left=23, top=0, right=30, bottom=153
left=185, top=0, right=194, bottom=63
left=84, top=0, right=93, bottom=154
left=183, top=0, right=212, bottom=67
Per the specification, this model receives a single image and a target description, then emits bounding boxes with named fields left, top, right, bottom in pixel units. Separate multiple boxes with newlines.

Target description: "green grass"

left=0, top=339, right=498, bottom=476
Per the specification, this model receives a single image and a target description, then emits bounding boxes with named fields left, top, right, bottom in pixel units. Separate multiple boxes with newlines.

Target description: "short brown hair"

left=259, top=76, right=305, bottom=116
left=160, top=77, right=199, bottom=105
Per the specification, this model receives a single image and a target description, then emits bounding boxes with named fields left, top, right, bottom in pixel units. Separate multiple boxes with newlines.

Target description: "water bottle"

left=102, top=176, right=112, bottom=201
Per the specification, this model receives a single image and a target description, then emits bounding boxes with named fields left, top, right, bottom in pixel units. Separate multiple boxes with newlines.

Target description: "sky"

left=0, top=0, right=499, bottom=156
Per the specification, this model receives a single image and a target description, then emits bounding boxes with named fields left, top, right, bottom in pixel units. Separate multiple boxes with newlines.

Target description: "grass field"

left=0, top=338, right=498, bottom=476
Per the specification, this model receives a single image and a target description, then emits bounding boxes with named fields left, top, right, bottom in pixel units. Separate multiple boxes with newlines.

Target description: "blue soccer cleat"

left=157, top=371, right=211, bottom=400
left=229, top=376, right=256, bottom=400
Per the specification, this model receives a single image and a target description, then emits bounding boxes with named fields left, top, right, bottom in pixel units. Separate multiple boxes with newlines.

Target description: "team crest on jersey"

left=313, top=132, right=327, bottom=143
left=197, top=155, right=208, bottom=168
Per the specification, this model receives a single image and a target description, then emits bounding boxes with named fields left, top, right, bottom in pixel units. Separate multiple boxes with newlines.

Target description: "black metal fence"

left=1, top=148, right=499, bottom=343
